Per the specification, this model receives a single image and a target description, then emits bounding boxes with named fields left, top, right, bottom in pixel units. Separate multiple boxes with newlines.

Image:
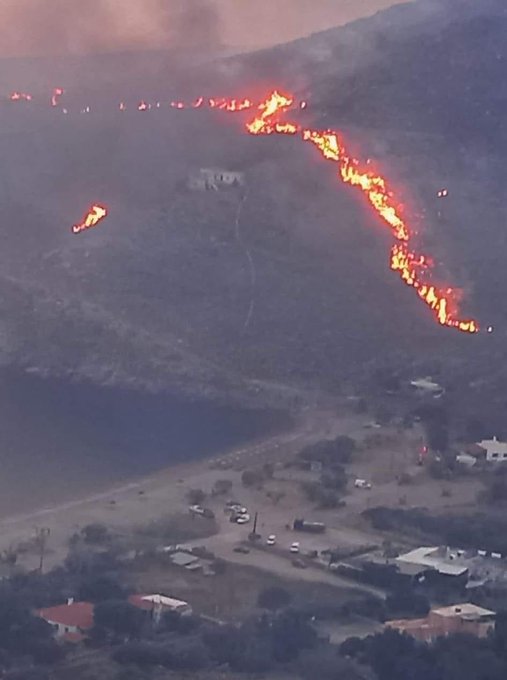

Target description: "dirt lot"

left=129, top=555, right=367, bottom=621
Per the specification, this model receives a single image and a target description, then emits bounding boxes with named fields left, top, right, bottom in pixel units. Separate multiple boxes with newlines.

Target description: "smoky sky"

left=0, top=0, right=405, bottom=57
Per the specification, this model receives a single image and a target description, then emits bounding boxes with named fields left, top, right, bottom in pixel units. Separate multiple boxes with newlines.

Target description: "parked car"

left=266, top=534, right=276, bottom=546
left=233, top=545, right=250, bottom=554
left=354, top=479, right=372, bottom=489
left=236, top=513, right=251, bottom=524
left=292, top=558, right=307, bottom=569
left=290, top=542, right=300, bottom=553
left=189, top=504, right=205, bottom=516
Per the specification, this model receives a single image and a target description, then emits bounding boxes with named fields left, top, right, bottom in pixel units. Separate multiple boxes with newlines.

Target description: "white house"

left=477, top=436, right=507, bottom=462
left=129, top=593, right=192, bottom=625
left=409, top=377, right=444, bottom=398
left=37, top=600, right=94, bottom=643
left=188, top=167, right=245, bottom=191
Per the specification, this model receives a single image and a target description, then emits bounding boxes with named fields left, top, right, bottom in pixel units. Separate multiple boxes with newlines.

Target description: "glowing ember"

left=72, top=205, right=108, bottom=235
left=51, top=87, right=64, bottom=107
left=10, top=92, right=32, bottom=102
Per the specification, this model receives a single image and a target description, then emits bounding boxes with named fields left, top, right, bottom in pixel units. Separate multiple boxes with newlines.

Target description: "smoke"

left=0, top=1, right=410, bottom=57
left=0, top=0, right=222, bottom=57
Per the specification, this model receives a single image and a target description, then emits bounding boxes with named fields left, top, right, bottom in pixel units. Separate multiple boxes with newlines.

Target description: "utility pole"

left=35, top=527, right=50, bottom=573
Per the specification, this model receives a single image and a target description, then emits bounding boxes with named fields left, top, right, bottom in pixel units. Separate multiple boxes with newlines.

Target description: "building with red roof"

left=36, top=600, right=94, bottom=643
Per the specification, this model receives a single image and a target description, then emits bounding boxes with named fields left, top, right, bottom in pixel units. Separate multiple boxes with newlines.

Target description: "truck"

left=293, top=518, right=326, bottom=534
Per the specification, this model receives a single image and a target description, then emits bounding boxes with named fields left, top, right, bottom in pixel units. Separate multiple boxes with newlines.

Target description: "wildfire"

left=2, top=84, right=479, bottom=333
left=72, top=204, right=108, bottom=235
left=171, top=97, right=254, bottom=112
left=242, top=90, right=479, bottom=333
left=10, top=92, right=32, bottom=102
left=51, top=87, right=64, bottom=107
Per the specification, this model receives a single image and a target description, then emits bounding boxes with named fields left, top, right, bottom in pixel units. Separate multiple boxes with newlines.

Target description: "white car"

left=236, top=513, right=250, bottom=524
left=266, top=535, right=276, bottom=546
left=290, top=541, right=300, bottom=554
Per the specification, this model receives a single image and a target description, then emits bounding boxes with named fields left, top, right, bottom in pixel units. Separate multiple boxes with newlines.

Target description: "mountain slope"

left=0, top=0, right=505, bottom=407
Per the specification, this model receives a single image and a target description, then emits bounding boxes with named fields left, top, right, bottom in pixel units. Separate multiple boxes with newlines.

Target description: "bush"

left=241, top=469, right=263, bottom=487
left=94, top=600, right=145, bottom=638
left=81, top=523, right=110, bottom=545
left=300, top=481, right=343, bottom=509
left=257, top=586, right=291, bottom=611
left=386, top=589, right=430, bottom=618
left=296, top=646, right=363, bottom=680
left=298, top=436, right=356, bottom=467
left=212, top=479, right=233, bottom=496
left=186, top=488, right=206, bottom=505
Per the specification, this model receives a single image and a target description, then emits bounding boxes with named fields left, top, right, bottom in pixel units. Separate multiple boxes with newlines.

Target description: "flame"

left=10, top=92, right=32, bottom=102
left=72, top=204, right=108, bottom=235
left=3, top=85, right=479, bottom=333
left=243, top=90, right=478, bottom=333
left=51, top=87, right=64, bottom=107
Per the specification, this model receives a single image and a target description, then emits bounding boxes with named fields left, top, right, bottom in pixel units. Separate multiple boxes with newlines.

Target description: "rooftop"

left=170, top=551, right=200, bottom=567
left=129, top=594, right=189, bottom=611
left=432, top=603, right=495, bottom=619
left=396, top=547, right=468, bottom=577
left=37, top=602, right=94, bottom=630
left=477, top=437, right=507, bottom=454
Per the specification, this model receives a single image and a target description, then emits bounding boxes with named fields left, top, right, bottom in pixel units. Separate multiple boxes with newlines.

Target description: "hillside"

left=0, top=0, right=505, bottom=413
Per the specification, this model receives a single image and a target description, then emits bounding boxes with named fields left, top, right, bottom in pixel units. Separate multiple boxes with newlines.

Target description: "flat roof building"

left=386, top=603, right=496, bottom=642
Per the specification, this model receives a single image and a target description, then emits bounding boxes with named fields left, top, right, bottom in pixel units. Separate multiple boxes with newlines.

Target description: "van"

left=354, top=479, right=372, bottom=489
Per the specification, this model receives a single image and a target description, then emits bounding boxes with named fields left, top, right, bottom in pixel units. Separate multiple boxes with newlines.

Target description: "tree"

left=321, top=467, right=348, bottom=492
left=300, top=481, right=343, bottom=509
left=257, top=586, right=291, bottom=611
left=241, top=469, right=263, bottom=487
left=94, top=600, right=145, bottom=638
left=186, top=488, right=206, bottom=505
left=266, top=610, right=317, bottom=663
left=386, top=588, right=430, bottom=618
left=78, top=574, right=126, bottom=603
left=419, top=405, right=449, bottom=452
left=362, top=629, right=418, bottom=680
left=297, top=646, right=364, bottom=680
left=80, top=523, right=110, bottom=545
left=298, top=437, right=356, bottom=467
left=263, top=462, right=275, bottom=479
left=212, top=479, right=233, bottom=496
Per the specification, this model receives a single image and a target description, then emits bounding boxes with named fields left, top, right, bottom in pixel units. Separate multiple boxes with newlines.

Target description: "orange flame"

left=10, top=92, right=32, bottom=102
left=72, top=204, right=108, bottom=235
left=242, top=90, right=478, bottom=333
left=51, top=87, right=64, bottom=107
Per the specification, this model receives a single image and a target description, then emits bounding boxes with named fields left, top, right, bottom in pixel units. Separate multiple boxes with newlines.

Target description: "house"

left=396, top=546, right=469, bottom=580
left=129, top=594, right=192, bottom=625
left=476, top=436, right=507, bottom=463
left=409, top=377, right=444, bottom=398
left=386, top=603, right=496, bottom=642
left=188, top=168, right=245, bottom=191
left=36, top=600, right=94, bottom=643
left=170, top=551, right=201, bottom=569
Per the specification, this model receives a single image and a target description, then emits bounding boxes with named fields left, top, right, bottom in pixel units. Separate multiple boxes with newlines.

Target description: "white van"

left=354, top=479, right=372, bottom=489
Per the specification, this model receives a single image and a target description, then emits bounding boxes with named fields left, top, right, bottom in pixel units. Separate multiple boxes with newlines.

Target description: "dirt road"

left=0, top=406, right=367, bottom=574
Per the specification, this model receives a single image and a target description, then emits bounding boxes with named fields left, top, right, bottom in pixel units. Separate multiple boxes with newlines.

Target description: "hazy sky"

left=0, top=0, right=406, bottom=57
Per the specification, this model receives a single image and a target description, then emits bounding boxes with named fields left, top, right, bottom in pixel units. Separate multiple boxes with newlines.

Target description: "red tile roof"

left=37, top=602, right=94, bottom=630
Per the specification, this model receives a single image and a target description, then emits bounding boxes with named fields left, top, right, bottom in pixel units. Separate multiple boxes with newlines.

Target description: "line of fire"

left=9, top=87, right=479, bottom=333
